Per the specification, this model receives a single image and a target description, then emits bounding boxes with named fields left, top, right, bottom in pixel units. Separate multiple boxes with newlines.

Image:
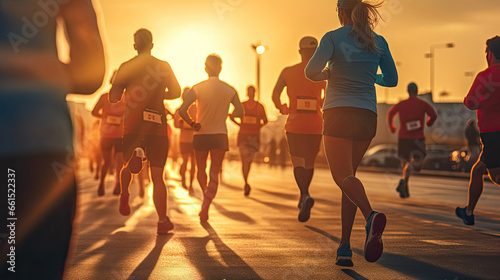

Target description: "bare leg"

left=98, top=149, right=112, bottom=196
left=196, top=150, right=209, bottom=193
left=339, top=139, right=371, bottom=244
left=151, top=166, right=167, bottom=222
left=199, top=149, right=226, bottom=221
left=323, top=136, right=373, bottom=220
left=113, top=152, right=123, bottom=194
left=466, top=159, right=487, bottom=215
left=189, top=150, right=196, bottom=190
left=180, top=153, right=189, bottom=189
left=119, top=165, right=133, bottom=216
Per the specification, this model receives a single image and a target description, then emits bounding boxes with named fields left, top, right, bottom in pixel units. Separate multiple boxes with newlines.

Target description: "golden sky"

left=68, top=0, right=500, bottom=116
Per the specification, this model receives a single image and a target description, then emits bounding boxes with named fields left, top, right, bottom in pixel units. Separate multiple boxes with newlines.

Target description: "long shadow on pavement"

left=246, top=196, right=296, bottom=211
left=306, top=226, right=476, bottom=280
left=180, top=222, right=263, bottom=280
left=127, top=234, right=173, bottom=280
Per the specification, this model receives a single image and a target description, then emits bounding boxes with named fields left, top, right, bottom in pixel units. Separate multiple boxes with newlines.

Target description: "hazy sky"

left=69, top=0, right=500, bottom=116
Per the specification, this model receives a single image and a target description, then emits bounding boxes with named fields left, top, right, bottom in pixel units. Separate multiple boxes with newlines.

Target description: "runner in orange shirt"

left=231, top=85, right=268, bottom=196
left=92, top=72, right=126, bottom=196
left=272, top=36, right=326, bottom=222
left=110, top=29, right=181, bottom=234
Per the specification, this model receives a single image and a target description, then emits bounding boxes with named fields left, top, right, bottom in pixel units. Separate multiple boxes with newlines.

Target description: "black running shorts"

left=193, top=134, right=229, bottom=151
left=100, top=137, right=123, bottom=153
left=237, top=133, right=260, bottom=153
left=123, top=134, right=168, bottom=168
left=286, top=133, right=322, bottom=159
left=398, top=138, right=426, bottom=162
left=323, top=107, right=377, bottom=141
left=480, top=131, right=500, bottom=169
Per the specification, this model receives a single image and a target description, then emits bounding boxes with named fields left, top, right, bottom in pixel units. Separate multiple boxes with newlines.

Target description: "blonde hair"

left=339, top=0, right=384, bottom=53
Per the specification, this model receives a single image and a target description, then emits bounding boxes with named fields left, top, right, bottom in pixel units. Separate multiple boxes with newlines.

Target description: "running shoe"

left=298, top=196, right=315, bottom=223
left=157, top=217, right=174, bottom=234
left=364, top=211, right=386, bottom=262
left=244, top=184, right=251, bottom=196
left=97, top=182, right=105, bottom=197
left=455, top=207, right=474, bottom=226
left=129, top=148, right=146, bottom=174
left=335, top=243, right=354, bottom=267
left=396, top=179, right=409, bottom=198
left=199, top=195, right=212, bottom=223
left=119, top=193, right=130, bottom=216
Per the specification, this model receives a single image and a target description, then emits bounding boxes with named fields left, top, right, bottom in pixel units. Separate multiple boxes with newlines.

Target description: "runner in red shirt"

left=231, top=85, right=268, bottom=196
left=92, top=72, right=126, bottom=196
left=388, top=82, right=437, bottom=198
left=110, top=29, right=181, bottom=234
left=272, top=36, right=326, bottom=222
left=456, top=36, right=500, bottom=226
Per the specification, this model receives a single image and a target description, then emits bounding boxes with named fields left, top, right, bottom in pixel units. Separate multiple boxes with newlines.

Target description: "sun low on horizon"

left=66, top=0, right=500, bottom=112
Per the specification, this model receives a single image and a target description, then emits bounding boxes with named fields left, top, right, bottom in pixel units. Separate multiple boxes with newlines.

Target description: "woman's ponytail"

left=341, top=0, right=384, bottom=53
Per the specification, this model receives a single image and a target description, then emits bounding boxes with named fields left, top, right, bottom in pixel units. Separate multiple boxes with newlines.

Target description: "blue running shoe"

left=455, top=207, right=474, bottom=226
left=364, top=211, right=386, bottom=262
left=335, top=243, right=354, bottom=267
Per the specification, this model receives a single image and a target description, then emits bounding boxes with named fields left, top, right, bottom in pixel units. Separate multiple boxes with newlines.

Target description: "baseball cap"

left=299, top=36, right=318, bottom=49
left=486, top=36, right=500, bottom=60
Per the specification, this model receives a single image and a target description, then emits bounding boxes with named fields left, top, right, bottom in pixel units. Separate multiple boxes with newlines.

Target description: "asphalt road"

left=63, top=160, right=500, bottom=280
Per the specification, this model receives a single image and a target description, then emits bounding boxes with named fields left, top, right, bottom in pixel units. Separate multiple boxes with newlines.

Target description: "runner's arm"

left=260, top=104, right=268, bottom=126
left=60, top=0, right=105, bottom=94
left=179, top=88, right=197, bottom=126
left=173, top=110, right=183, bottom=128
left=109, top=66, right=126, bottom=103
left=230, top=92, right=244, bottom=119
left=387, top=105, right=398, bottom=134
left=425, top=102, right=438, bottom=127
left=229, top=115, right=241, bottom=126
left=305, top=34, right=333, bottom=82
left=91, top=94, right=105, bottom=118
left=375, top=37, right=398, bottom=87
left=272, top=71, right=286, bottom=111
left=163, top=63, right=181, bottom=100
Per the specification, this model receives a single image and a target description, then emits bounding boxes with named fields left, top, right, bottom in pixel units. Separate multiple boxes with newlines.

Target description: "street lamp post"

left=251, top=42, right=266, bottom=101
left=425, top=43, right=454, bottom=99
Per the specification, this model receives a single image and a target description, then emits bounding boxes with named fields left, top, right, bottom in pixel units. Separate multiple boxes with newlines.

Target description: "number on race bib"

left=296, top=96, right=318, bottom=113
left=106, top=115, right=122, bottom=126
left=143, top=110, right=162, bottom=124
left=242, top=116, right=258, bottom=125
left=406, top=120, right=422, bottom=132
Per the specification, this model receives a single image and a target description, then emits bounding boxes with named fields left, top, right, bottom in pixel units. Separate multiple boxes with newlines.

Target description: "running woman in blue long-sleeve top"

left=305, top=0, right=397, bottom=266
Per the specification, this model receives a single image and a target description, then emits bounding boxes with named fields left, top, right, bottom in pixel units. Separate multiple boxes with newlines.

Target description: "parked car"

left=422, top=145, right=454, bottom=171
left=361, top=144, right=454, bottom=171
left=361, top=144, right=399, bottom=168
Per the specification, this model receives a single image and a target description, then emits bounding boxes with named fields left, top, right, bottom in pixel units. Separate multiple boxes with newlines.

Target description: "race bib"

left=242, top=116, right=258, bottom=125
left=296, top=96, right=318, bottom=112
left=143, top=110, right=162, bottom=124
left=406, top=120, right=422, bottom=132
left=106, top=115, right=122, bottom=126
